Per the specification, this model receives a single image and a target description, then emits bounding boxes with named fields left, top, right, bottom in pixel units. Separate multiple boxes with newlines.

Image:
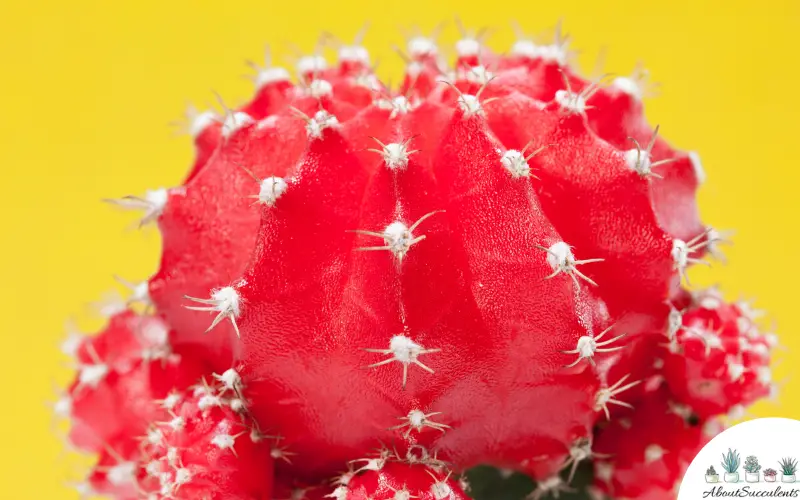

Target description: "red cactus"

left=138, top=385, right=275, bottom=499
left=593, top=387, right=709, bottom=499
left=61, top=22, right=776, bottom=499
left=661, top=288, right=775, bottom=419
left=63, top=310, right=208, bottom=452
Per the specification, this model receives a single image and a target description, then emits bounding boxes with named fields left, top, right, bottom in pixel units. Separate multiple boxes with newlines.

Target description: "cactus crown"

left=780, top=458, right=799, bottom=475
left=706, top=466, right=717, bottom=476
left=744, top=455, right=761, bottom=473
left=721, top=449, right=741, bottom=473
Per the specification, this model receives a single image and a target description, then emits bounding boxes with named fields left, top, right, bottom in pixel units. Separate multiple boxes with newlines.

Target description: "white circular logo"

left=679, top=418, right=800, bottom=499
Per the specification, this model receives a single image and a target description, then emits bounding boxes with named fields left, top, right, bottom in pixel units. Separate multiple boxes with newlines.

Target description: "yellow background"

left=1, top=0, right=798, bottom=497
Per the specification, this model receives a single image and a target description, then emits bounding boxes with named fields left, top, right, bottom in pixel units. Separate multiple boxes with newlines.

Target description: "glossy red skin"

left=596, top=331, right=670, bottom=421
left=184, top=121, right=222, bottom=184
left=344, top=461, right=469, bottom=500
left=233, top=109, right=610, bottom=477
left=587, top=85, right=704, bottom=247
left=149, top=112, right=307, bottom=370
left=225, top=53, right=707, bottom=478
left=243, top=79, right=295, bottom=120
left=486, top=96, right=703, bottom=314
left=67, top=311, right=208, bottom=452
left=138, top=48, right=708, bottom=479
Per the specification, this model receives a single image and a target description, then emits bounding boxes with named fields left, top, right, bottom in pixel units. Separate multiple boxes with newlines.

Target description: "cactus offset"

left=662, top=289, right=776, bottom=419
left=593, top=387, right=707, bottom=499
left=57, top=21, right=778, bottom=499
left=137, top=384, right=276, bottom=499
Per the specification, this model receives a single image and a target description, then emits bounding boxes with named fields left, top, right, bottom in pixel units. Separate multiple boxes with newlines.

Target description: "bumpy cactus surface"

left=57, top=22, right=778, bottom=500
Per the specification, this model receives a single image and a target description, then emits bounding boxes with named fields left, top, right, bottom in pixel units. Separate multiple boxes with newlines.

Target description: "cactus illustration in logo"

left=706, top=465, right=720, bottom=483
left=780, top=457, right=798, bottom=483
left=765, top=468, right=778, bottom=483
left=744, top=455, right=761, bottom=483
left=722, top=449, right=742, bottom=483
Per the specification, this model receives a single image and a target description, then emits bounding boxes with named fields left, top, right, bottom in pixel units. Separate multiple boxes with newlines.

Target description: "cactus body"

left=58, top=23, right=777, bottom=499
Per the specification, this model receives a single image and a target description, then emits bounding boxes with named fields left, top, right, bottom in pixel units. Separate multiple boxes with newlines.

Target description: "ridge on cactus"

left=54, top=18, right=779, bottom=500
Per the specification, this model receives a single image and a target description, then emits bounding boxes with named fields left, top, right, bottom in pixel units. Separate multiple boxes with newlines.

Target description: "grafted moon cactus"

left=57, top=21, right=778, bottom=499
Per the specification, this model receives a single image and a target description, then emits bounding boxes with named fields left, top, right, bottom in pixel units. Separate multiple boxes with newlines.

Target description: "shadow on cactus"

left=53, top=17, right=779, bottom=500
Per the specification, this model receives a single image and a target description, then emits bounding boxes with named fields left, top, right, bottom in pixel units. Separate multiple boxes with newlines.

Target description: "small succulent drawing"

left=722, top=449, right=741, bottom=473
left=779, top=458, right=799, bottom=475
left=765, top=469, right=778, bottom=478
left=744, top=456, right=762, bottom=474
left=707, top=466, right=718, bottom=476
